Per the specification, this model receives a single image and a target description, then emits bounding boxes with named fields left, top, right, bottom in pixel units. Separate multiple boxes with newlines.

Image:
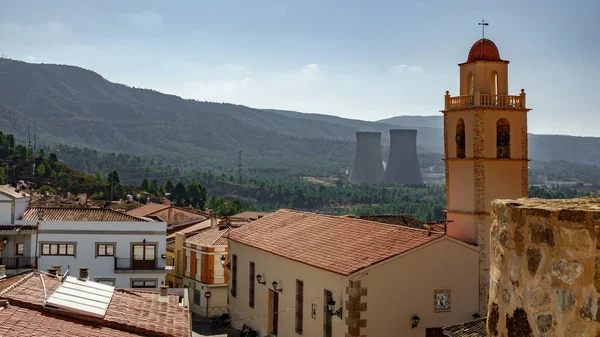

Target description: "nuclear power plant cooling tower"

left=349, top=132, right=384, bottom=183
left=383, top=129, right=424, bottom=186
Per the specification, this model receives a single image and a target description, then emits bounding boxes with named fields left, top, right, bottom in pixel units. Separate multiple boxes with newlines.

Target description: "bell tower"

left=442, top=37, right=530, bottom=313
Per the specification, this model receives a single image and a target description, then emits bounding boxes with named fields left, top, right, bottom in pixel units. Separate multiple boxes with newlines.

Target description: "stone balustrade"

left=488, top=197, right=600, bottom=337
left=444, top=90, right=527, bottom=110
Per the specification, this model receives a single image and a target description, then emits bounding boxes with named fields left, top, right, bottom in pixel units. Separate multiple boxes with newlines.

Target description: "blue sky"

left=1, top=0, right=599, bottom=136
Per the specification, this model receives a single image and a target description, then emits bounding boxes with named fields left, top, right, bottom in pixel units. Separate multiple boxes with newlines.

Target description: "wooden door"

left=268, top=290, right=279, bottom=335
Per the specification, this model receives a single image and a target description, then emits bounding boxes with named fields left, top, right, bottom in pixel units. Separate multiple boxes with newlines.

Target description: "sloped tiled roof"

left=231, top=211, right=269, bottom=220
left=21, top=207, right=153, bottom=222
left=186, top=227, right=230, bottom=247
left=166, top=219, right=211, bottom=241
left=358, top=214, right=425, bottom=229
left=0, top=185, right=29, bottom=199
left=126, top=203, right=171, bottom=217
left=229, top=209, right=445, bottom=275
left=1, top=272, right=191, bottom=337
left=443, top=318, right=487, bottom=337
left=0, top=305, right=143, bottom=336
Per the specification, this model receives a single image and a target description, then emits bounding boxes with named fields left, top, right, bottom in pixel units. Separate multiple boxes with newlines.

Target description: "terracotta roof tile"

left=166, top=219, right=211, bottom=241
left=0, top=305, right=143, bottom=336
left=21, top=207, right=153, bottom=222
left=231, top=211, right=270, bottom=220
left=1, top=273, right=191, bottom=337
left=186, top=227, right=230, bottom=247
left=229, top=209, right=444, bottom=275
left=126, top=203, right=170, bottom=217
left=443, top=318, right=487, bottom=337
left=466, top=38, right=503, bottom=63
left=0, top=224, right=38, bottom=232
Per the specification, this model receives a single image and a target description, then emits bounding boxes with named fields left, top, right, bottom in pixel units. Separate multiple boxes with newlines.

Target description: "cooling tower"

left=383, top=129, right=424, bottom=186
left=349, top=132, right=384, bottom=183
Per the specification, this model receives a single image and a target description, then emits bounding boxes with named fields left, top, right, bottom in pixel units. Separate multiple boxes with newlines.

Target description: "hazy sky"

left=1, top=0, right=599, bottom=136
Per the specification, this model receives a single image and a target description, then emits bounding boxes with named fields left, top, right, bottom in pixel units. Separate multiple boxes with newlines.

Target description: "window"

left=323, top=289, right=332, bottom=337
left=186, top=254, right=191, bottom=276
left=296, top=280, right=304, bottom=334
left=194, top=289, right=201, bottom=305
left=96, top=243, right=114, bottom=257
left=455, top=118, right=466, bottom=158
left=16, top=243, right=24, bottom=256
left=41, top=243, right=75, bottom=256
left=231, top=254, right=237, bottom=297
left=491, top=71, right=498, bottom=96
left=249, top=262, right=255, bottom=308
left=131, top=279, right=157, bottom=288
left=95, top=278, right=116, bottom=286
left=467, top=71, right=474, bottom=95
left=496, top=118, right=511, bottom=158
left=132, top=243, right=156, bottom=269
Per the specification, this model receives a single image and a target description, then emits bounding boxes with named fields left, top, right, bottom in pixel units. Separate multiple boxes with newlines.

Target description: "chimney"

left=383, top=129, right=424, bottom=186
left=0, top=265, right=5, bottom=279
left=51, top=265, right=62, bottom=276
left=47, top=267, right=58, bottom=276
left=78, top=267, right=89, bottom=280
left=210, top=215, right=218, bottom=229
left=158, top=286, right=169, bottom=303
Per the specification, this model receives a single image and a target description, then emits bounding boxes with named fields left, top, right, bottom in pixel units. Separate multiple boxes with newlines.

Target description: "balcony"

left=0, top=256, right=35, bottom=270
left=114, top=257, right=166, bottom=271
left=444, top=90, right=526, bottom=110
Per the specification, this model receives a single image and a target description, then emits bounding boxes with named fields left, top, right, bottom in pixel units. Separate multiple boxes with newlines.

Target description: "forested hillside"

left=2, top=58, right=600, bottom=179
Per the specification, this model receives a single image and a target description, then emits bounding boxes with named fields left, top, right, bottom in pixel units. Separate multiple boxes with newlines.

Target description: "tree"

left=139, top=178, right=150, bottom=191
left=149, top=180, right=159, bottom=195
left=95, top=172, right=102, bottom=180
left=107, top=170, right=120, bottom=185
left=165, top=180, right=175, bottom=194
left=187, top=181, right=207, bottom=209
left=6, top=134, right=14, bottom=150
left=0, top=167, right=4, bottom=185
left=171, top=182, right=188, bottom=205
left=49, top=152, right=58, bottom=164
left=38, top=148, right=45, bottom=159
left=36, top=163, right=46, bottom=178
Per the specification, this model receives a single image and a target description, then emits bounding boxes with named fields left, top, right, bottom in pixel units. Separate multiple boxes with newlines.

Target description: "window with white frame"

left=95, top=278, right=116, bottom=286
left=41, top=243, right=75, bottom=256
left=16, top=243, right=24, bottom=256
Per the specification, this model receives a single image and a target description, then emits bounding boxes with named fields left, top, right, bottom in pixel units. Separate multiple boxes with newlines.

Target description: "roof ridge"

left=281, top=209, right=433, bottom=233
left=0, top=272, right=35, bottom=297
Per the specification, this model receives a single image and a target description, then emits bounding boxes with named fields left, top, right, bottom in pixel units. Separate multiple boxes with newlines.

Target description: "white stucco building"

left=0, top=191, right=168, bottom=288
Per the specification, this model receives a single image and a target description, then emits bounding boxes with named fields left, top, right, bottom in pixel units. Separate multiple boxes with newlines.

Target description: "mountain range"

left=1, top=58, right=599, bottom=177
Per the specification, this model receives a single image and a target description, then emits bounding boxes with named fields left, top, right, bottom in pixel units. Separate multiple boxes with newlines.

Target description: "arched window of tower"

left=455, top=118, right=466, bottom=158
left=467, top=72, right=474, bottom=95
left=491, top=71, right=499, bottom=97
left=496, top=118, right=511, bottom=159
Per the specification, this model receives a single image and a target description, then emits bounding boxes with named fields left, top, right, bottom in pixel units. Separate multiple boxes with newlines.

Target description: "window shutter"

left=231, top=255, right=237, bottom=297
left=295, top=280, right=304, bottom=334
left=323, top=289, right=332, bottom=337
left=249, top=262, right=255, bottom=308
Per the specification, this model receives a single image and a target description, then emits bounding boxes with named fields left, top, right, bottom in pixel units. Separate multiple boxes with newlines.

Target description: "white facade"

left=14, top=219, right=167, bottom=288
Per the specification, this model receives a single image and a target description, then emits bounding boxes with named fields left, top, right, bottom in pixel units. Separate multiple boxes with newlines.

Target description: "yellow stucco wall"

left=228, top=240, right=347, bottom=337
left=228, top=237, right=479, bottom=337
left=360, top=237, right=479, bottom=337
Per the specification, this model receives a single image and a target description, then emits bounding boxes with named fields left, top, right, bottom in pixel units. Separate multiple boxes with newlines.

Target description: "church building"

left=442, top=36, right=531, bottom=313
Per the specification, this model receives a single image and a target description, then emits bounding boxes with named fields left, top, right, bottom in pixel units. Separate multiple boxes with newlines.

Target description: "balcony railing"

left=0, top=256, right=35, bottom=270
left=114, top=257, right=166, bottom=271
left=445, top=90, right=526, bottom=110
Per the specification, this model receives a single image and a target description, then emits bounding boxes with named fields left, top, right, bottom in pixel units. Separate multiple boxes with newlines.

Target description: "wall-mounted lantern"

left=412, top=315, right=420, bottom=329
left=1, top=238, right=7, bottom=245
left=327, top=298, right=343, bottom=319
left=256, top=274, right=266, bottom=285
left=220, top=255, right=230, bottom=269
left=271, top=281, right=282, bottom=292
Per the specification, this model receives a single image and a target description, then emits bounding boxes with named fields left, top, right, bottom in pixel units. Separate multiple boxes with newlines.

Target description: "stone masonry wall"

left=488, top=197, right=600, bottom=337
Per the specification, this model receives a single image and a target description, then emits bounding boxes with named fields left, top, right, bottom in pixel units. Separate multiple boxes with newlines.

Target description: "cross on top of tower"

left=479, top=19, right=489, bottom=39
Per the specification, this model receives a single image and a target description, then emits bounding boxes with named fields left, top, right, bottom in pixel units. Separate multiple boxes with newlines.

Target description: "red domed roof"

left=467, top=38, right=503, bottom=62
